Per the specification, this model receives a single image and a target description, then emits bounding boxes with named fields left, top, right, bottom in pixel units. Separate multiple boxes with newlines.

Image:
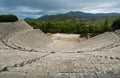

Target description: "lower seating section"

left=0, top=50, right=48, bottom=72
left=3, top=53, right=120, bottom=78
left=86, top=50, right=120, bottom=59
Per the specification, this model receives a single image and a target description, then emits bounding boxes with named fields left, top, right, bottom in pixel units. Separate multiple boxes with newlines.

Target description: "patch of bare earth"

left=47, top=33, right=87, bottom=49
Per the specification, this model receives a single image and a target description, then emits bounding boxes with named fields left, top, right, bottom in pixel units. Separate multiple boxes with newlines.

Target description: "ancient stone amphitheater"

left=0, top=21, right=120, bottom=78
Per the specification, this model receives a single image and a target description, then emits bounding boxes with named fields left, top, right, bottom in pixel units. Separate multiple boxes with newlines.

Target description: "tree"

left=102, top=19, right=111, bottom=32
left=0, top=14, right=18, bottom=22
left=26, top=20, right=112, bottom=37
left=112, top=17, right=120, bottom=31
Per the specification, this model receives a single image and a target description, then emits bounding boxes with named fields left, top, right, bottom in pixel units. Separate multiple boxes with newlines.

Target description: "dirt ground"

left=47, top=33, right=87, bottom=50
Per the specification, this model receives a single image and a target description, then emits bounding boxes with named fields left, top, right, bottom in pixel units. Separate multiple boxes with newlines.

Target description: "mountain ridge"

left=24, top=11, right=120, bottom=21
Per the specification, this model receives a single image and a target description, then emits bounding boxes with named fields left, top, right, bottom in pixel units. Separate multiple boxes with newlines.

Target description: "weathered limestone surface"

left=1, top=53, right=119, bottom=78
left=0, top=21, right=52, bottom=51
left=73, top=32, right=120, bottom=52
left=0, top=21, right=120, bottom=78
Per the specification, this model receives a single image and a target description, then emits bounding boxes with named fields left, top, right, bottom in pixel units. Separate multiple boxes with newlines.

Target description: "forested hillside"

left=25, top=11, right=120, bottom=37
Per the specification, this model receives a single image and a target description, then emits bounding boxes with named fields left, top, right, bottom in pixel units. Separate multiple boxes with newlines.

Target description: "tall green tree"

left=102, top=19, right=111, bottom=32
left=112, top=17, right=120, bottom=31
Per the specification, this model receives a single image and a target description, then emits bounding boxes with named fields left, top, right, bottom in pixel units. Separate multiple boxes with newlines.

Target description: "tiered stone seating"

left=72, top=32, right=119, bottom=51
left=0, top=50, right=48, bottom=72
left=0, top=21, right=120, bottom=78
left=7, top=29, right=52, bottom=51
left=0, top=21, right=52, bottom=51
left=6, top=53, right=120, bottom=78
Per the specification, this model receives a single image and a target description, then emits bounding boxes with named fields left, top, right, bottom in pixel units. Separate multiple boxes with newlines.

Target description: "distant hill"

left=92, top=16, right=118, bottom=25
left=24, top=11, right=120, bottom=24
left=37, top=15, right=86, bottom=22
left=65, top=11, right=120, bottom=19
left=24, top=18, right=35, bottom=21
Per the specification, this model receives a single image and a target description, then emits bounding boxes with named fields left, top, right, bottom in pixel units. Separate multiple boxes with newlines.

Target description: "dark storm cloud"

left=1, top=0, right=62, bottom=10
left=0, top=0, right=120, bottom=19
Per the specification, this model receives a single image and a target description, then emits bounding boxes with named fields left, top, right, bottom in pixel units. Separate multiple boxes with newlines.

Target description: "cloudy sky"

left=0, top=0, right=120, bottom=19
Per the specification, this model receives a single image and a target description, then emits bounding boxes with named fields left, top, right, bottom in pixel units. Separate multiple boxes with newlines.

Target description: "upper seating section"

left=73, top=32, right=120, bottom=51
left=0, top=21, right=52, bottom=51
left=0, top=20, right=32, bottom=39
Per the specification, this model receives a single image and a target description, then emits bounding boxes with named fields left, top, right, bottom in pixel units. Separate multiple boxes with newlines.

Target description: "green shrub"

left=0, top=14, right=18, bottom=22
left=26, top=20, right=112, bottom=37
left=112, top=17, right=120, bottom=31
